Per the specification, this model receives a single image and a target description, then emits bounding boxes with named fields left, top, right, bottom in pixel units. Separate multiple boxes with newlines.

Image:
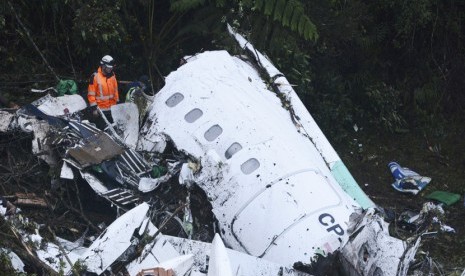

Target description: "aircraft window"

left=165, top=93, right=184, bottom=107
left=241, top=158, right=260, bottom=174
left=225, top=143, right=242, bottom=159
left=184, top=108, right=203, bottom=123
left=204, top=125, right=223, bottom=141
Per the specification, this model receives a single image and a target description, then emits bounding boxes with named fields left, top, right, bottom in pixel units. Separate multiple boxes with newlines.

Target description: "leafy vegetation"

left=1, top=0, right=461, bottom=149
left=0, top=0, right=464, bottom=136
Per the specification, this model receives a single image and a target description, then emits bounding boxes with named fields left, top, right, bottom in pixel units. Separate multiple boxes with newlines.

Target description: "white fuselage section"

left=139, top=51, right=360, bottom=266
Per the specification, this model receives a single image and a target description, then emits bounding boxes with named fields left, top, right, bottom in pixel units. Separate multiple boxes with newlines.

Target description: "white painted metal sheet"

left=37, top=94, right=87, bottom=116
left=80, top=203, right=149, bottom=274
left=111, top=103, right=139, bottom=148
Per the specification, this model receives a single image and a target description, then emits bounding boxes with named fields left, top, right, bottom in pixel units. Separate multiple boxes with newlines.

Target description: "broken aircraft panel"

left=228, top=25, right=374, bottom=210
left=111, top=102, right=140, bottom=148
left=67, top=131, right=124, bottom=167
left=0, top=201, right=310, bottom=276
left=7, top=97, right=174, bottom=194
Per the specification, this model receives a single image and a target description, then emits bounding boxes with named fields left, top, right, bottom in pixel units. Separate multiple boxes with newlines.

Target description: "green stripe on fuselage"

left=331, top=160, right=375, bottom=209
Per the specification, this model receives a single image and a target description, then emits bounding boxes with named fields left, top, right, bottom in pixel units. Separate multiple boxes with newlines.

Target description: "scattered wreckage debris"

left=396, top=202, right=456, bottom=236
left=0, top=202, right=310, bottom=275
left=388, top=161, right=431, bottom=195
left=1, top=27, right=461, bottom=275
left=425, top=190, right=461, bottom=206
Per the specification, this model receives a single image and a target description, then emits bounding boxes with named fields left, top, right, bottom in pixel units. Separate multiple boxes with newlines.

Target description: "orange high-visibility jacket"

left=87, top=67, right=119, bottom=111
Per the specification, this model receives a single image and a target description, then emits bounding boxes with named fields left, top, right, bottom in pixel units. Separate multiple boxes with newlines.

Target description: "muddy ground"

left=333, top=121, right=465, bottom=273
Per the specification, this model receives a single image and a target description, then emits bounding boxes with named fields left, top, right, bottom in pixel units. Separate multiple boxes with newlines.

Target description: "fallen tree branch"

left=140, top=203, right=187, bottom=260
left=70, top=178, right=101, bottom=233
left=61, top=198, right=101, bottom=233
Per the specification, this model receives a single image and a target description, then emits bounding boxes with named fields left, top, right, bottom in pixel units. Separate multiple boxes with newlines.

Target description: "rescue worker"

left=87, top=55, right=119, bottom=127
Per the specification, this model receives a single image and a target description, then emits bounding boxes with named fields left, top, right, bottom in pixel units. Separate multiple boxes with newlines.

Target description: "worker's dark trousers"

left=86, top=107, right=114, bottom=130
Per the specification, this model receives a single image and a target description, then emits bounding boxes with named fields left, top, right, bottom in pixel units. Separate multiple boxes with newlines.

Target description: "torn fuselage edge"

left=227, top=24, right=375, bottom=210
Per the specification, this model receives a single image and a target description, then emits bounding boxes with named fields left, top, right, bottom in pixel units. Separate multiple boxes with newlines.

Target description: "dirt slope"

left=334, top=123, right=465, bottom=270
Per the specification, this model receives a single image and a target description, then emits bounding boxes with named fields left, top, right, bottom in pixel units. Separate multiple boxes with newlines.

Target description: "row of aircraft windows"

left=165, top=92, right=260, bottom=175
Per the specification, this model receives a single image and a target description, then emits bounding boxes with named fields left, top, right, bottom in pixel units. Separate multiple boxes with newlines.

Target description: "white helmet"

left=100, top=55, right=115, bottom=68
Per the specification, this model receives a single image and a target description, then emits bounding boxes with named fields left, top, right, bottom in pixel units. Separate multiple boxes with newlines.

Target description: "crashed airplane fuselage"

left=136, top=29, right=416, bottom=274
left=139, top=49, right=359, bottom=264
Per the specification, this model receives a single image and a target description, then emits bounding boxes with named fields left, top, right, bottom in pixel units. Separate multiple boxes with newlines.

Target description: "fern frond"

left=286, top=1, right=318, bottom=40
left=254, top=0, right=265, bottom=11
left=298, top=13, right=306, bottom=35
left=170, top=0, right=206, bottom=12
left=282, top=1, right=295, bottom=27
left=303, top=20, right=311, bottom=40
left=290, top=4, right=303, bottom=32
left=307, top=20, right=318, bottom=40
left=273, top=0, right=286, bottom=21
left=264, top=0, right=275, bottom=16
left=215, top=0, right=226, bottom=8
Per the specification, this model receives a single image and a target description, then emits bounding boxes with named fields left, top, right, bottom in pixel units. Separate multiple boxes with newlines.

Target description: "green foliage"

left=72, top=0, right=127, bottom=55
left=274, top=43, right=312, bottom=93
left=410, top=79, right=447, bottom=137
left=169, top=0, right=318, bottom=42
left=249, top=0, right=318, bottom=41
left=254, top=0, right=265, bottom=10
left=273, top=0, right=286, bottom=21
left=364, top=83, right=406, bottom=132
left=170, top=0, right=206, bottom=12
left=390, top=0, right=434, bottom=44
left=169, top=0, right=227, bottom=11
left=215, top=0, right=226, bottom=7
left=72, top=259, right=88, bottom=274
left=282, top=1, right=293, bottom=26
left=263, top=1, right=273, bottom=16
left=1, top=0, right=465, bottom=138
left=413, top=81, right=443, bottom=114
left=304, top=71, right=358, bottom=142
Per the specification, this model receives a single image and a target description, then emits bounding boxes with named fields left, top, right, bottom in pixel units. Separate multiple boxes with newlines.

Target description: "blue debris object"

left=388, top=161, right=420, bottom=180
left=388, top=162, right=431, bottom=195
left=392, top=176, right=432, bottom=195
